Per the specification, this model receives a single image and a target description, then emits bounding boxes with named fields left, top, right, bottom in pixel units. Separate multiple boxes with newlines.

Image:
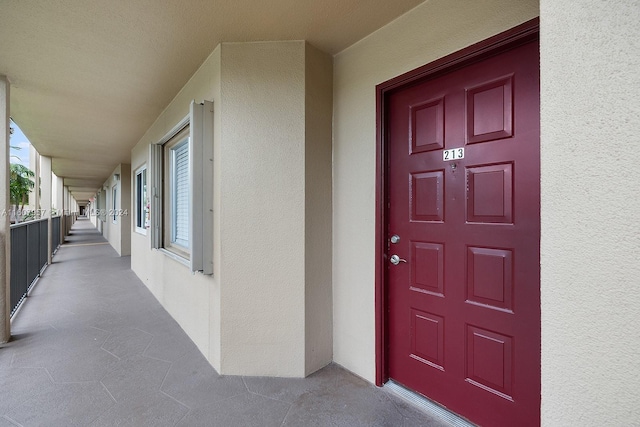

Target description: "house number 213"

left=443, top=147, right=464, bottom=161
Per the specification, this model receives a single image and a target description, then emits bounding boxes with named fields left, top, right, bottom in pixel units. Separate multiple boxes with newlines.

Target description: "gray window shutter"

left=149, top=143, right=162, bottom=249
left=190, top=100, right=214, bottom=275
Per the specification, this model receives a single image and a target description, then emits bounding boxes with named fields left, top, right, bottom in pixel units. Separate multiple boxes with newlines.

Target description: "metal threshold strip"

left=63, top=242, right=110, bottom=247
left=384, top=380, right=475, bottom=427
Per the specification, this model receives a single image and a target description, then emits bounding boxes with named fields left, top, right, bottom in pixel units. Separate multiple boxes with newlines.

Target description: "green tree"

left=10, top=163, right=35, bottom=209
left=9, top=123, right=36, bottom=221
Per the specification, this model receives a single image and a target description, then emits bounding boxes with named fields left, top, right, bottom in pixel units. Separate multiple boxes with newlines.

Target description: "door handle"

left=390, top=254, right=407, bottom=265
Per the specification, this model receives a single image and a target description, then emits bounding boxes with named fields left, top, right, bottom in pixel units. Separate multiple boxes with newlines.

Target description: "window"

left=135, top=165, right=148, bottom=234
left=112, top=185, right=118, bottom=223
left=150, top=100, right=214, bottom=274
left=163, top=126, right=191, bottom=258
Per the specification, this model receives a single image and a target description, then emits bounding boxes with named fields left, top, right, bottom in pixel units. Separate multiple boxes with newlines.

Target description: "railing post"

left=0, top=76, right=11, bottom=343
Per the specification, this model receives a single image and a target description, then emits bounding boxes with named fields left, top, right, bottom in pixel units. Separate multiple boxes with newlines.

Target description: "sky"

left=9, top=119, right=31, bottom=167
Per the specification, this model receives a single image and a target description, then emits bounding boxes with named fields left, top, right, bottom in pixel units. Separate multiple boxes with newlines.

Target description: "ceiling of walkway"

left=0, top=0, right=425, bottom=203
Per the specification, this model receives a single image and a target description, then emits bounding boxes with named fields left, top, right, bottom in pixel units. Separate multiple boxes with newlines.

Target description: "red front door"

left=386, top=40, right=540, bottom=426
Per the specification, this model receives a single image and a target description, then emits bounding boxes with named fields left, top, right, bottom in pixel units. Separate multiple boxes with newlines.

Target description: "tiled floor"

left=0, top=218, right=449, bottom=427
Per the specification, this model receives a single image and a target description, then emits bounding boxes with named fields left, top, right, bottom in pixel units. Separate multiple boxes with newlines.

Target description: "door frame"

left=374, top=18, right=540, bottom=386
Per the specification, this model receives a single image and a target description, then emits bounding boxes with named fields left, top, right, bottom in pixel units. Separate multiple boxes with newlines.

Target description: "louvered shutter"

left=149, top=144, right=162, bottom=249
left=190, top=100, right=213, bottom=275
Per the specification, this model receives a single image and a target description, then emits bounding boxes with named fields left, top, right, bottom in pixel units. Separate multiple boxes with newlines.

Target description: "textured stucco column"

left=541, top=0, right=640, bottom=424
left=28, top=145, right=40, bottom=214
left=54, top=174, right=63, bottom=214
left=40, top=156, right=53, bottom=263
left=219, top=42, right=333, bottom=376
left=0, top=76, right=10, bottom=343
left=53, top=174, right=63, bottom=242
left=63, top=186, right=69, bottom=235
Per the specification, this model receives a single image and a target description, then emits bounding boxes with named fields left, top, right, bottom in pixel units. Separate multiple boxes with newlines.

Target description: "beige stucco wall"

left=53, top=173, right=63, bottom=218
left=96, top=187, right=105, bottom=234
left=219, top=41, right=306, bottom=376
left=332, top=0, right=539, bottom=383
left=130, top=46, right=221, bottom=368
left=304, top=44, right=333, bottom=375
left=89, top=200, right=98, bottom=228
left=102, top=163, right=131, bottom=256
left=27, top=146, right=39, bottom=213
left=130, top=41, right=333, bottom=377
left=39, top=156, right=52, bottom=221
left=104, top=166, right=119, bottom=253
left=540, top=0, right=640, bottom=425
left=119, top=164, right=131, bottom=256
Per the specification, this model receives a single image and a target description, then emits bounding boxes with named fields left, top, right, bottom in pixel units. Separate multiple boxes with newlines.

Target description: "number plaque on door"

left=443, top=147, right=464, bottom=161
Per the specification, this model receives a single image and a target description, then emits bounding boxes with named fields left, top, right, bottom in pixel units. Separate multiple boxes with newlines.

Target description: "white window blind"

left=171, top=140, right=189, bottom=248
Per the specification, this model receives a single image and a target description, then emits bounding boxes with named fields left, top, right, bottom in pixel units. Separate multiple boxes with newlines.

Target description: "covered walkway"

left=0, top=219, right=446, bottom=426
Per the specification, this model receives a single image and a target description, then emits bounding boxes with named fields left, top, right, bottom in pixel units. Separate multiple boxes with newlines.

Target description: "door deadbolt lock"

left=390, top=254, right=407, bottom=265
left=390, top=234, right=400, bottom=244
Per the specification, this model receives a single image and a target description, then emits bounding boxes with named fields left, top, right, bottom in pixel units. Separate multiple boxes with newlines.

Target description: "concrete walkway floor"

left=0, top=218, right=449, bottom=427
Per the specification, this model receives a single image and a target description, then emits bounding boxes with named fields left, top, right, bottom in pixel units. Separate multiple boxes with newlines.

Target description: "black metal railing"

left=52, top=215, right=61, bottom=253
left=10, top=218, right=49, bottom=316
left=62, top=213, right=78, bottom=240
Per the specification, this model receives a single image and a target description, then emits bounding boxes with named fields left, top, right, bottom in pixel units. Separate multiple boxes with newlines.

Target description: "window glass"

left=135, top=166, right=148, bottom=234
left=112, top=185, right=117, bottom=223
left=171, top=140, right=189, bottom=248
left=162, top=125, right=190, bottom=258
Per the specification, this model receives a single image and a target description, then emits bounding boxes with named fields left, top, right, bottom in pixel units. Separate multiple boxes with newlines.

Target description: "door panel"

left=386, top=40, right=540, bottom=426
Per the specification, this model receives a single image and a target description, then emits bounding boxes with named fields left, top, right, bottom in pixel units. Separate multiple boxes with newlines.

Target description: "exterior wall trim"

left=374, top=17, right=540, bottom=386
